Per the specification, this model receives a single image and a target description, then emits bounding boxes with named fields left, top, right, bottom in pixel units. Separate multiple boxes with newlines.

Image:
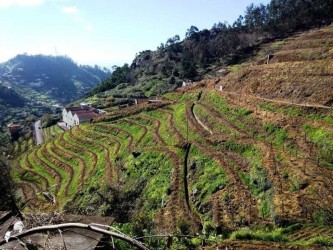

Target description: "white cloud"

left=62, top=6, right=93, bottom=32
left=62, top=6, right=78, bottom=14
left=86, top=23, right=93, bottom=32
left=0, top=0, right=44, bottom=8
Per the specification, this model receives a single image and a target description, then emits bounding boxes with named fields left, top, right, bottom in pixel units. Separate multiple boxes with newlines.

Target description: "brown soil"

left=216, top=25, right=333, bottom=106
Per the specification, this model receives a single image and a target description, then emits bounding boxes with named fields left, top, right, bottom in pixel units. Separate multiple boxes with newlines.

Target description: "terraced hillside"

left=12, top=26, right=333, bottom=248
left=13, top=86, right=333, bottom=233
left=218, top=24, right=333, bottom=106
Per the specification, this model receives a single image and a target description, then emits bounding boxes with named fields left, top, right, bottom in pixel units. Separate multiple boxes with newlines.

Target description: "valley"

left=1, top=1, right=333, bottom=248
left=0, top=55, right=111, bottom=148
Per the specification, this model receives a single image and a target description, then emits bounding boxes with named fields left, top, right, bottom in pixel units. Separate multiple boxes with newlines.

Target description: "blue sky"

left=0, top=0, right=270, bottom=67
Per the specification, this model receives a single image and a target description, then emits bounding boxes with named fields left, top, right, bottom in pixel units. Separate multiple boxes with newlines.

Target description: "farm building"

left=62, top=106, right=101, bottom=128
left=182, top=79, right=193, bottom=87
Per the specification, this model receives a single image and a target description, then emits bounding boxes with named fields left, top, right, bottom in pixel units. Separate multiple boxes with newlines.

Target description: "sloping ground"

left=218, top=24, right=333, bottom=106
left=12, top=85, right=333, bottom=248
left=12, top=26, right=333, bottom=248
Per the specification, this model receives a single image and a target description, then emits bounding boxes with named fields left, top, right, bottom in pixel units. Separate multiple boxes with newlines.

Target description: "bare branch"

left=58, top=229, right=67, bottom=250
left=0, top=223, right=149, bottom=250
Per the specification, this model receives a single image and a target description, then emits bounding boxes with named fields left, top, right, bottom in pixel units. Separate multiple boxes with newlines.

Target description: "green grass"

left=189, top=146, right=228, bottom=203
left=114, top=120, right=146, bottom=145
left=20, top=152, right=55, bottom=190
left=145, top=111, right=178, bottom=145
left=61, top=133, right=97, bottom=174
left=36, top=146, right=70, bottom=200
left=171, top=103, right=203, bottom=142
left=193, top=105, right=235, bottom=135
left=45, top=143, right=81, bottom=197
left=230, top=228, right=289, bottom=242
left=14, top=169, right=39, bottom=184
left=259, top=102, right=333, bottom=123
left=92, top=124, right=129, bottom=152
left=201, top=91, right=253, bottom=132
left=71, top=126, right=108, bottom=171
left=263, top=123, right=288, bottom=148
left=305, top=236, right=333, bottom=247
left=303, top=125, right=333, bottom=166
left=125, top=151, right=173, bottom=212
left=164, top=91, right=199, bottom=102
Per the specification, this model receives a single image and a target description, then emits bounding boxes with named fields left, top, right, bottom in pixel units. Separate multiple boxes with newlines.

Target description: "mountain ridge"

left=0, top=54, right=111, bottom=104
left=0, top=54, right=111, bottom=147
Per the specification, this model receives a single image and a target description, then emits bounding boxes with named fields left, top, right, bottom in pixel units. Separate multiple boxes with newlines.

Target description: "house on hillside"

left=182, top=79, right=193, bottom=87
left=133, top=98, right=149, bottom=105
left=62, top=106, right=102, bottom=128
left=132, top=97, right=163, bottom=105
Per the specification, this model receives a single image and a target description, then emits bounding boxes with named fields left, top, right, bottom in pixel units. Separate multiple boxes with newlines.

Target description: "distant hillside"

left=0, top=54, right=111, bottom=148
left=0, top=83, right=52, bottom=149
left=88, top=0, right=333, bottom=108
left=0, top=85, right=26, bottom=107
left=0, top=54, right=111, bottom=104
left=217, top=25, right=333, bottom=106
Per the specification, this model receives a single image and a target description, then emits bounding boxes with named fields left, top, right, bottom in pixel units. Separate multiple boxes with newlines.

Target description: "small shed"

left=134, top=98, right=149, bottom=105
left=182, top=79, right=193, bottom=87
left=7, top=123, right=21, bottom=140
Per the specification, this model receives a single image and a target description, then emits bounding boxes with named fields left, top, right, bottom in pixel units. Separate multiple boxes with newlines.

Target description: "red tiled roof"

left=64, top=106, right=99, bottom=121
left=75, top=112, right=97, bottom=120
left=64, top=107, right=84, bottom=112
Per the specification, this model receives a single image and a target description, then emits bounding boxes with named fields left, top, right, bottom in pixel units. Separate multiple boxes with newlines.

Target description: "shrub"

left=280, top=223, right=303, bottom=234
left=230, top=229, right=289, bottom=242
left=312, top=210, right=331, bottom=225
left=306, top=236, right=333, bottom=247
left=177, top=218, right=191, bottom=235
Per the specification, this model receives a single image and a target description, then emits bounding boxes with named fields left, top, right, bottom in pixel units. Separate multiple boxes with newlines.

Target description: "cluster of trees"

left=41, top=113, right=61, bottom=128
left=90, top=0, right=333, bottom=95
left=0, top=86, right=26, bottom=107
left=90, top=64, right=131, bottom=95
left=243, top=0, right=333, bottom=34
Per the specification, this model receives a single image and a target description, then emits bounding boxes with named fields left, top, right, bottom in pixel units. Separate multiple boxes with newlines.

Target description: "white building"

left=62, top=107, right=98, bottom=128
left=182, top=79, right=193, bottom=87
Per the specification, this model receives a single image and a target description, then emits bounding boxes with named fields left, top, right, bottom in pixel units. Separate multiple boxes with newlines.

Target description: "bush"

left=280, top=223, right=303, bottom=234
left=230, top=229, right=289, bottom=242
left=41, top=113, right=60, bottom=128
left=306, top=236, right=333, bottom=247
left=177, top=218, right=191, bottom=235
left=313, top=210, right=331, bottom=225
left=131, top=211, right=153, bottom=237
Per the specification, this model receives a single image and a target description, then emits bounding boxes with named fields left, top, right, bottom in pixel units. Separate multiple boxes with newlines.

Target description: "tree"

left=185, top=25, right=199, bottom=39
left=180, top=59, right=197, bottom=78
left=244, top=3, right=268, bottom=32
left=173, top=34, right=180, bottom=43
left=233, top=15, right=245, bottom=31
left=166, top=35, right=180, bottom=47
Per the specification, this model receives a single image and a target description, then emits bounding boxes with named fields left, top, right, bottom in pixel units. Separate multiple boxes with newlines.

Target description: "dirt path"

left=34, top=120, right=43, bottom=145
left=217, top=90, right=332, bottom=110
